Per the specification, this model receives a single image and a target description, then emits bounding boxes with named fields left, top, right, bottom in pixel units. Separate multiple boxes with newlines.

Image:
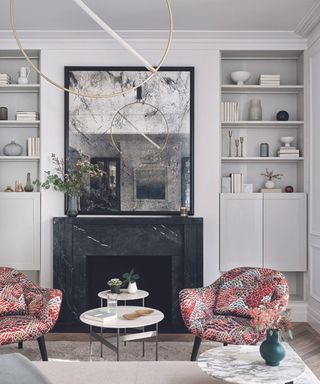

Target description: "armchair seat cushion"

left=0, top=283, right=26, bottom=317
left=0, top=315, right=49, bottom=345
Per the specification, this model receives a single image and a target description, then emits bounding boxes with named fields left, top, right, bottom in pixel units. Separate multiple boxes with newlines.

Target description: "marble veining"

left=198, top=344, right=305, bottom=384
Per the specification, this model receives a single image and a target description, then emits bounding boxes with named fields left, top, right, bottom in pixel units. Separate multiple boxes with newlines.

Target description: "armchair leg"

left=37, top=336, right=48, bottom=361
left=191, top=336, right=202, bottom=361
left=18, top=341, right=23, bottom=349
left=223, top=342, right=228, bottom=346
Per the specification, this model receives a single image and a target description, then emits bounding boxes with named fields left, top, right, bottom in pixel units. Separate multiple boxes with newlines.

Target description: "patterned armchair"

left=179, top=267, right=289, bottom=360
left=0, top=267, right=62, bottom=361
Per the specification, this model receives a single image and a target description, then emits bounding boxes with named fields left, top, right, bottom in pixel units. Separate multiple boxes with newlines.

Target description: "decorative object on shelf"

left=248, top=305, right=293, bottom=366
left=249, top=99, right=262, bottom=121
left=230, top=71, right=251, bottom=85
left=0, top=73, right=10, bottom=85
left=260, top=143, right=269, bottom=157
left=3, top=141, right=23, bottom=156
left=122, top=269, right=140, bottom=294
left=221, top=102, right=240, bottom=122
left=36, top=153, right=104, bottom=217
left=14, top=181, right=23, bottom=192
left=276, top=110, right=289, bottom=121
left=230, top=173, right=243, bottom=193
left=16, top=111, right=38, bottom=121
left=27, top=137, right=40, bottom=157
left=221, top=176, right=231, bottom=193
left=65, top=66, right=194, bottom=215
left=260, top=188, right=282, bottom=193
left=4, top=186, right=13, bottom=192
left=280, top=136, right=294, bottom=147
left=17, top=67, right=30, bottom=84
left=107, top=278, right=123, bottom=294
left=259, top=74, right=280, bottom=86
left=285, top=186, right=294, bottom=193
left=0, top=107, right=8, bottom=120
left=24, top=172, right=34, bottom=192
left=180, top=206, right=188, bottom=217
left=243, top=184, right=253, bottom=193
left=235, top=139, right=240, bottom=157
left=228, top=130, right=232, bottom=157
left=240, top=137, right=244, bottom=157
left=10, top=0, right=173, bottom=99
left=261, top=168, right=283, bottom=189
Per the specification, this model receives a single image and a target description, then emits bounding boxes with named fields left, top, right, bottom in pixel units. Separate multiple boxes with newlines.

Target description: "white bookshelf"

left=0, top=84, right=40, bottom=93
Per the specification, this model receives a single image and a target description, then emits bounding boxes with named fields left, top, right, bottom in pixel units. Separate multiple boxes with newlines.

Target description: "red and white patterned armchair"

left=179, top=267, right=289, bottom=360
left=0, top=267, right=62, bottom=361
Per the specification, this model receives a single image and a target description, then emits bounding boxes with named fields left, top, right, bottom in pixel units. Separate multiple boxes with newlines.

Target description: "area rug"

left=0, top=340, right=218, bottom=362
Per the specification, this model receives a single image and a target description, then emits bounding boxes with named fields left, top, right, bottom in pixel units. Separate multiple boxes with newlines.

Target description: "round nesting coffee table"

left=198, top=344, right=306, bottom=384
left=98, top=289, right=149, bottom=307
left=80, top=306, right=164, bottom=361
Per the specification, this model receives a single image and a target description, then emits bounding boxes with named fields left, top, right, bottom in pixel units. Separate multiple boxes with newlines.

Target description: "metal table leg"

left=117, top=328, right=120, bottom=361
left=142, top=297, right=145, bottom=356
left=100, top=328, right=103, bottom=358
left=124, top=300, right=127, bottom=346
left=155, top=323, right=159, bottom=361
left=90, top=325, right=93, bottom=361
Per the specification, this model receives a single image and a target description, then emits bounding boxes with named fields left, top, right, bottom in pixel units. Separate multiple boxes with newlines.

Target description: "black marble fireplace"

left=53, top=217, right=203, bottom=332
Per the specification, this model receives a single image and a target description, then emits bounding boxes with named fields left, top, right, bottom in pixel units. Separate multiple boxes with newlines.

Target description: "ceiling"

left=0, top=0, right=319, bottom=33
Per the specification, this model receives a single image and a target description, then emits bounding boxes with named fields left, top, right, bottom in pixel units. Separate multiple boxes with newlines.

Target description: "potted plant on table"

left=107, top=278, right=123, bottom=294
left=248, top=305, right=293, bottom=367
left=36, top=154, right=104, bottom=217
left=122, top=269, right=140, bottom=294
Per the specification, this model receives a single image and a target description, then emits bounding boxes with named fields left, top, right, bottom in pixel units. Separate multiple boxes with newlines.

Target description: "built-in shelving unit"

left=219, top=50, right=307, bottom=308
left=0, top=84, right=40, bottom=93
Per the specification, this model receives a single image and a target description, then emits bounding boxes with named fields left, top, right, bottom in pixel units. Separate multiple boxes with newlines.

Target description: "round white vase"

left=265, top=180, right=275, bottom=189
left=127, top=281, right=138, bottom=294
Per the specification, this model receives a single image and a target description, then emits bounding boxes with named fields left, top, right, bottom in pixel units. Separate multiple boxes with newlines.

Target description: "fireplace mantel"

left=53, top=217, right=203, bottom=331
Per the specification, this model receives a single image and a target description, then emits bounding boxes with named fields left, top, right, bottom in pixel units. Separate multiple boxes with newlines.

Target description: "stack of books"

left=83, top=308, right=117, bottom=324
left=16, top=111, right=39, bottom=121
left=27, top=137, right=40, bottom=157
left=278, top=146, right=300, bottom=158
left=221, top=102, right=240, bottom=121
left=259, top=74, right=280, bottom=86
left=0, top=73, right=10, bottom=85
left=230, top=173, right=243, bottom=193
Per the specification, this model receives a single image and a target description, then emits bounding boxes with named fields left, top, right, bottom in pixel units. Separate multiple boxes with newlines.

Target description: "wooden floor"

left=47, top=323, right=320, bottom=378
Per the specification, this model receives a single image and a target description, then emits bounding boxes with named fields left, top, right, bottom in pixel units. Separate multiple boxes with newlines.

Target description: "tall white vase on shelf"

left=127, top=281, right=138, bottom=294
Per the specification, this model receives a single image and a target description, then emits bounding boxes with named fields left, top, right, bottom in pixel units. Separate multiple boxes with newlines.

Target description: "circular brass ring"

left=10, top=0, right=173, bottom=99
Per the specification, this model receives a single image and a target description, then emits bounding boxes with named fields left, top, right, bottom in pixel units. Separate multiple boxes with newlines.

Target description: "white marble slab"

left=198, top=343, right=306, bottom=384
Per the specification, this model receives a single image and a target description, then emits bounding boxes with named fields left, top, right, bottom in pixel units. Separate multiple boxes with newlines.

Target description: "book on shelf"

left=221, top=102, right=240, bottom=122
left=230, top=173, right=243, bottom=193
left=16, top=111, right=39, bottom=121
left=259, top=74, right=280, bottom=86
left=27, top=137, right=40, bottom=157
left=260, top=188, right=282, bottom=193
left=83, top=308, right=117, bottom=323
left=278, top=147, right=299, bottom=154
left=278, top=153, right=300, bottom=158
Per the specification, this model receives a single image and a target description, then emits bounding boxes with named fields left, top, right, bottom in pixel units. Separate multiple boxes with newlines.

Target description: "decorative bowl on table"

left=230, top=71, right=251, bottom=85
left=280, top=136, right=295, bottom=147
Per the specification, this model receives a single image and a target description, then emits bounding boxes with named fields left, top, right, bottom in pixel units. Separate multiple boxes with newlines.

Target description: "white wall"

left=39, top=44, right=221, bottom=287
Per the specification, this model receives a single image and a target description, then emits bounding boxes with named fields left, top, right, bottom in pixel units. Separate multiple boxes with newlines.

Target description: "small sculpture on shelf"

left=4, top=186, right=14, bottom=192
left=261, top=169, right=283, bottom=190
left=240, top=137, right=244, bottom=157
left=228, top=130, right=232, bottom=157
left=24, top=172, right=34, bottom=192
left=15, top=181, right=23, bottom=192
left=235, top=139, right=240, bottom=157
left=276, top=110, right=289, bottom=121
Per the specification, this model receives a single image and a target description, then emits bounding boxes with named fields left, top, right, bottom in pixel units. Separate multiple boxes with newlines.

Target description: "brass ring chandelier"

left=10, top=0, right=173, bottom=99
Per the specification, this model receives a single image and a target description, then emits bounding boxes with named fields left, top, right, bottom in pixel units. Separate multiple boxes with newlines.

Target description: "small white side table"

left=80, top=306, right=164, bottom=362
left=198, top=343, right=306, bottom=384
left=98, top=289, right=149, bottom=307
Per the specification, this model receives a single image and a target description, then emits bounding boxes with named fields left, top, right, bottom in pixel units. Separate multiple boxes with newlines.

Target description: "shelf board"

left=221, top=157, right=304, bottom=162
left=0, top=120, right=40, bottom=128
left=221, top=84, right=304, bottom=94
left=0, top=156, right=40, bottom=161
left=0, top=84, right=40, bottom=93
left=0, top=192, right=40, bottom=195
left=221, top=121, right=304, bottom=128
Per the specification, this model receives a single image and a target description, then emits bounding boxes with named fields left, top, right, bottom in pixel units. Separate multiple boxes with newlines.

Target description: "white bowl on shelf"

left=280, top=136, right=295, bottom=147
left=230, top=71, right=251, bottom=85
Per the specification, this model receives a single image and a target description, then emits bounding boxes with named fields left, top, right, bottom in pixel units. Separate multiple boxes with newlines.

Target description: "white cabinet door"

left=220, top=193, right=263, bottom=271
left=0, top=193, right=40, bottom=270
left=264, top=193, right=307, bottom=271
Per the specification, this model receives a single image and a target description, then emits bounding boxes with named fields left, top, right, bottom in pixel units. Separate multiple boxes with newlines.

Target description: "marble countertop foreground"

left=198, top=343, right=306, bottom=384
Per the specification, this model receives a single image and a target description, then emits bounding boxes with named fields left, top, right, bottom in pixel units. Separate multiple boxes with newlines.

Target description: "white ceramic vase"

left=265, top=180, right=275, bottom=189
left=127, top=281, right=138, bottom=294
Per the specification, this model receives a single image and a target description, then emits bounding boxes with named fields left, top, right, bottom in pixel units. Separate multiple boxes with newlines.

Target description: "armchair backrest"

left=213, top=267, right=289, bottom=318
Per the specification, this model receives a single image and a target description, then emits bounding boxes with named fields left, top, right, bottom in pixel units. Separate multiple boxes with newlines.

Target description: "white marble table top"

left=198, top=343, right=305, bottom=384
left=98, top=289, right=149, bottom=301
left=80, top=306, right=164, bottom=329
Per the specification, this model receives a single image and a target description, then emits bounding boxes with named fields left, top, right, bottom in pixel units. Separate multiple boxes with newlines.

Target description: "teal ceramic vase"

left=259, top=330, right=285, bottom=366
left=67, top=195, right=78, bottom=217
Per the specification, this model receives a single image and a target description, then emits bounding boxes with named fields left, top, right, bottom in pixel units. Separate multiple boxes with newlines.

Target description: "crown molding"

left=295, top=1, right=320, bottom=38
left=0, top=29, right=306, bottom=42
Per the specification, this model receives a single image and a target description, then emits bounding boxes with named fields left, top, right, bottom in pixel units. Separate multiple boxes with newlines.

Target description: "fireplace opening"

left=87, top=255, right=173, bottom=330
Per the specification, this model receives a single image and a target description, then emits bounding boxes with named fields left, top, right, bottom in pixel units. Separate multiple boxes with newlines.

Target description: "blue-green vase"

left=259, top=330, right=285, bottom=366
left=67, top=195, right=78, bottom=217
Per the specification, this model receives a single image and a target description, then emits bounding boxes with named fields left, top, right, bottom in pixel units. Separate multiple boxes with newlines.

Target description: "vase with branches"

left=261, top=168, right=283, bottom=189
